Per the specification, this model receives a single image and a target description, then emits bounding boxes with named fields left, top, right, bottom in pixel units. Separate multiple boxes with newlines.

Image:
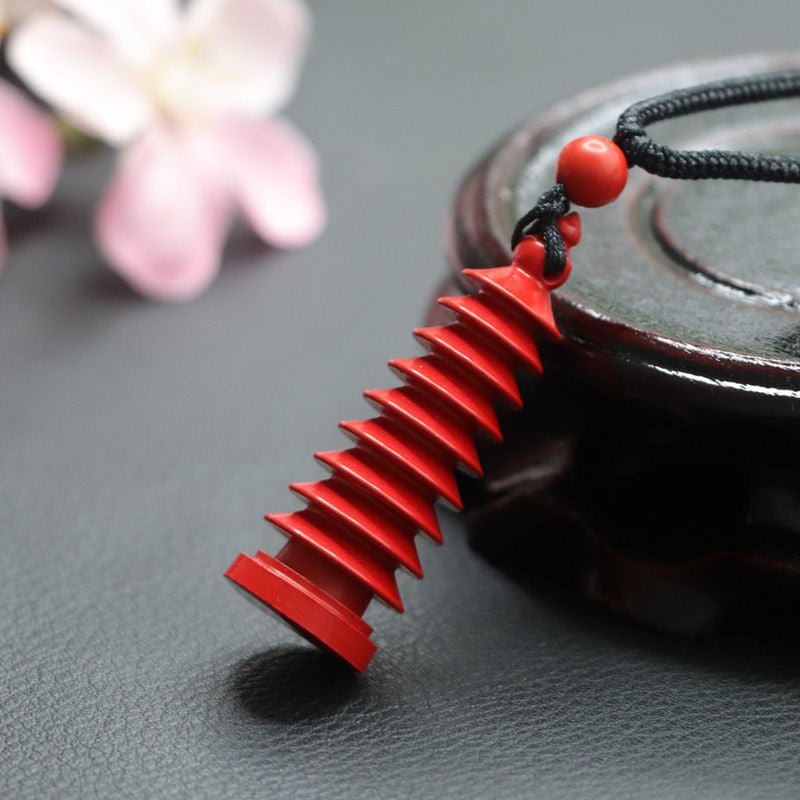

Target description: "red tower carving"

left=225, top=213, right=581, bottom=670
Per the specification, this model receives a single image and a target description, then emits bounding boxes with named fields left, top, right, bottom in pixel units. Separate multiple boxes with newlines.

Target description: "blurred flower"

left=0, top=79, right=62, bottom=269
left=10, top=0, right=325, bottom=300
left=0, top=1, right=62, bottom=273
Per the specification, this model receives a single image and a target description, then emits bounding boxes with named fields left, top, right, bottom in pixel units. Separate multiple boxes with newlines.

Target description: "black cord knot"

left=613, top=124, right=648, bottom=166
left=510, top=183, right=570, bottom=278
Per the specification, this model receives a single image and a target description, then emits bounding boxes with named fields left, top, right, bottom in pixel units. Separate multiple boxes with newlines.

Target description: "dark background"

left=3, top=2, right=800, bottom=798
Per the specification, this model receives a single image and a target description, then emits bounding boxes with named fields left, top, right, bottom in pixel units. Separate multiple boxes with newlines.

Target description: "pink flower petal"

left=0, top=80, right=61, bottom=208
left=183, top=0, right=310, bottom=118
left=217, top=115, right=324, bottom=248
left=95, top=126, right=230, bottom=301
left=8, top=12, right=151, bottom=144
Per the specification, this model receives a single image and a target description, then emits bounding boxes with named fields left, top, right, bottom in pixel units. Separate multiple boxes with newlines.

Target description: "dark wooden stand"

left=439, top=53, right=800, bottom=634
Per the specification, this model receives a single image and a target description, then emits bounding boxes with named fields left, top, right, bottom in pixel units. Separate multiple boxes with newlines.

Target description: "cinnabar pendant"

left=225, top=214, right=581, bottom=670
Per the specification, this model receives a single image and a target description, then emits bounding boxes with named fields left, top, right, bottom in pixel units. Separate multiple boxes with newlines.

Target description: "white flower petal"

left=178, top=0, right=310, bottom=118
left=218, top=115, right=324, bottom=248
left=54, top=0, right=180, bottom=64
left=8, top=12, right=152, bottom=144
left=95, top=126, right=231, bottom=301
left=0, top=79, right=61, bottom=207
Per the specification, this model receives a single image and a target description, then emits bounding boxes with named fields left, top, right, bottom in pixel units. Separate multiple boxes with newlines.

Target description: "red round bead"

left=555, top=136, right=628, bottom=208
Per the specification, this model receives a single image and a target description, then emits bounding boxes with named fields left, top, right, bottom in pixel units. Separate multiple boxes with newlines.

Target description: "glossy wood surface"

left=444, top=54, right=800, bottom=632
left=447, top=53, right=800, bottom=417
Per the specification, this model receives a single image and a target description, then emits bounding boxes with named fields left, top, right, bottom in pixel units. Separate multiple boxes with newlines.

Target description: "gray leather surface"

left=3, top=2, right=800, bottom=798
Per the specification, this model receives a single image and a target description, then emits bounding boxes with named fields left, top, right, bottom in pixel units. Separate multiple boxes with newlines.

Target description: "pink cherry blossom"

left=10, top=0, right=325, bottom=301
left=0, top=78, right=62, bottom=270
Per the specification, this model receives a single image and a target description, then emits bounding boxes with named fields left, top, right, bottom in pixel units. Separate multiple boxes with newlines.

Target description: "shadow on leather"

left=476, top=532, right=800, bottom=686
left=229, top=646, right=362, bottom=723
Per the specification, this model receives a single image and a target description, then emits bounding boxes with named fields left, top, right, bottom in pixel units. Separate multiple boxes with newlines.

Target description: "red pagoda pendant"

left=225, top=136, right=629, bottom=670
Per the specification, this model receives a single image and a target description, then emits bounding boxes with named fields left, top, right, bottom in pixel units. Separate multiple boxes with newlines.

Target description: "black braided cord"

left=510, top=183, right=570, bottom=270
left=514, top=68, right=800, bottom=278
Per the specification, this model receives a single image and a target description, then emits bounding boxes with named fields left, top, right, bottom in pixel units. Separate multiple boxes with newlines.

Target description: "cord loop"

left=512, top=67, right=800, bottom=278
left=510, top=182, right=570, bottom=278
left=613, top=70, right=800, bottom=182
